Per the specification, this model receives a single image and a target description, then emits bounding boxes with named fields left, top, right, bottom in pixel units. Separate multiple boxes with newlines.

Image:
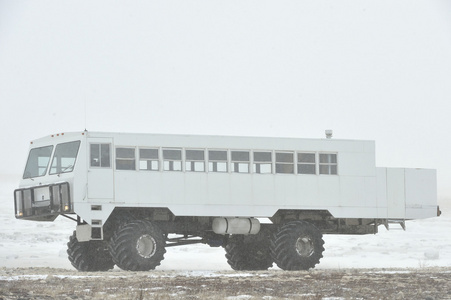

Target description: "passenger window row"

left=114, top=147, right=337, bottom=175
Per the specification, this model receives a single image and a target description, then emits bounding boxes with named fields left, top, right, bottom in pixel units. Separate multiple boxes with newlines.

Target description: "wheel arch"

left=103, top=207, right=175, bottom=239
left=270, top=209, right=333, bottom=227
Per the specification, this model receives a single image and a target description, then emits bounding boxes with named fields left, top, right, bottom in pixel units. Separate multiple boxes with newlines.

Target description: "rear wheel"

left=225, top=235, right=273, bottom=270
left=67, top=231, right=115, bottom=272
left=270, top=221, right=324, bottom=270
left=109, top=220, right=166, bottom=271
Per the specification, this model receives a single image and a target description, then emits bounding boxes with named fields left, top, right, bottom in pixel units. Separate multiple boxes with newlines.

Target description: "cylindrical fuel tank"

left=212, top=217, right=260, bottom=235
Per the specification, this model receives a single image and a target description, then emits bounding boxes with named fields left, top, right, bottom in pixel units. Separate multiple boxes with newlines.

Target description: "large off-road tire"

left=109, top=220, right=166, bottom=271
left=225, top=235, right=273, bottom=271
left=67, top=231, right=115, bottom=272
left=270, top=221, right=325, bottom=271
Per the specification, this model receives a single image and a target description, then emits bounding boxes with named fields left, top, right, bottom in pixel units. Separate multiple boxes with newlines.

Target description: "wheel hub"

left=295, top=236, right=314, bottom=257
left=136, top=234, right=156, bottom=258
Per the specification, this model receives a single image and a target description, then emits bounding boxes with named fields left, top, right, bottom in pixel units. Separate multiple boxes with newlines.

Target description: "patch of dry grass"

left=1, top=267, right=450, bottom=299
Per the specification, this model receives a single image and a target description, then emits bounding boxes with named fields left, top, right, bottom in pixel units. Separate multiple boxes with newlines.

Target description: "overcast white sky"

left=0, top=1, right=450, bottom=199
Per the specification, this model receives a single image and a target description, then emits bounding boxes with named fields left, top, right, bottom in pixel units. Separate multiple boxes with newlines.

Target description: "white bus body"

left=14, top=131, right=439, bottom=271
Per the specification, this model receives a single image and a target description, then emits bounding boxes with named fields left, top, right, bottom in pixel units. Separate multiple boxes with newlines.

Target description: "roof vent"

left=325, top=130, right=333, bottom=139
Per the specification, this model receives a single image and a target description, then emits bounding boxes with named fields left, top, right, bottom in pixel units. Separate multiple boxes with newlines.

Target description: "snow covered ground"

left=1, top=174, right=450, bottom=271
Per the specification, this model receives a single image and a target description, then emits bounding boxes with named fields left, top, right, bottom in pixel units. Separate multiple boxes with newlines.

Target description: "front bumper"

left=14, top=182, right=72, bottom=221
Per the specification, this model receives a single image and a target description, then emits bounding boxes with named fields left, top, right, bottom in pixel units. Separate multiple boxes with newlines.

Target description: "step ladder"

left=383, top=219, right=406, bottom=231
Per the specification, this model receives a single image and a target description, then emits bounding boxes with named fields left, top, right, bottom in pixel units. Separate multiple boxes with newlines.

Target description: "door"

left=87, top=138, right=114, bottom=200
left=386, top=168, right=406, bottom=219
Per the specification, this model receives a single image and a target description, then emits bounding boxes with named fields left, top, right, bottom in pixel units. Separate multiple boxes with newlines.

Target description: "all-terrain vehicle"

left=14, top=131, right=439, bottom=271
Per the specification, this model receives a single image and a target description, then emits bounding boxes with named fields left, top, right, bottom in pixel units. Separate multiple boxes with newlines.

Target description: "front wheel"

left=270, top=221, right=325, bottom=271
left=67, top=231, right=115, bottom=272
left=109, top=220, right=166, bottom=271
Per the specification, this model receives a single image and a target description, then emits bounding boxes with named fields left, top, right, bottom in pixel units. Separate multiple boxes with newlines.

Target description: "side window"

left=275, top=152, right=294, bottom=174
left=231, top=150, right=250, bottom=173
left=185, top=149, right=205, bottom=172
left=139, top=148, right=159, bottom=171
left=297, top=152, right=316, bottom=174
left=253, top=151, right=272, bottom=174
left=163, top=148, right=182, bottom=171
left=208, top=150, right=228, bottom=172
left=90, top=144, right=110, bottom=168
left=319, top=153, right=337, bottom=175
left=116, top=148, right=136, bottom=170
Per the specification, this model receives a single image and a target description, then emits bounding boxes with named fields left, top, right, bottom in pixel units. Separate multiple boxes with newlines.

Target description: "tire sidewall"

left=110, top=220, right=166, bottom=271
left=225, top=235, right=273, bottom=270
left=127, top=223, right=164, bottom=266
left=271, top=221, right=324, bottom=270
left=285, top=223, right=323, bottom=268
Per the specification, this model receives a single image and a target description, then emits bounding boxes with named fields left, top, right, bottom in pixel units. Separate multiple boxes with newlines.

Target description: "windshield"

left=23, top=145, right=54, bottom=179
left=50, top=141, right=81, bottom=175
